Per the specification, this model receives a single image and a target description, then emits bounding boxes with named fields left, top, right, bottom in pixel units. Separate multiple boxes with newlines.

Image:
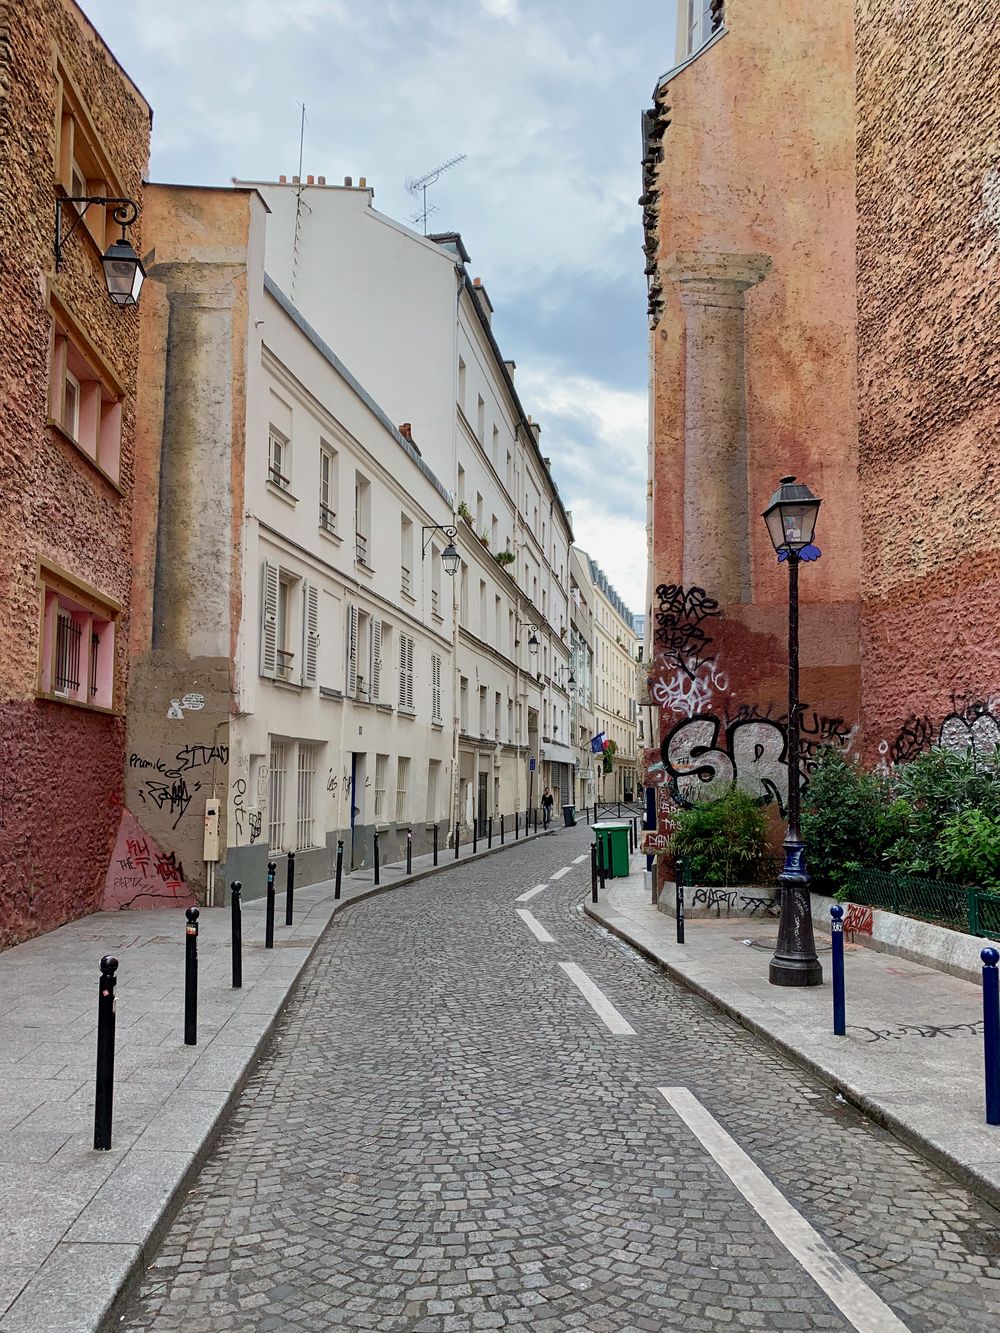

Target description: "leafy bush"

left=883, top=745, right=1000, bottom=877
left=672, top=787, right=770, bottom=886
left=800, top=749, right=905, bottom=893
left=934, top=809, right=1000, bottom=889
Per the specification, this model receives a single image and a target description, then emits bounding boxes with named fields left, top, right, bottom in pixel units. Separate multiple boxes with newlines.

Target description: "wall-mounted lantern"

left=55, top=196, right=145, bottom=307
left=421, top=524, right=460, bottom=576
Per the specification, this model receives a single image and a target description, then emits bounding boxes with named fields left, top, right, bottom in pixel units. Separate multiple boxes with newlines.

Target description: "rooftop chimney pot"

left=318, top=175, right=326, bottom=185
left=307, top=174, right=314, bottom=184
left=398, top=422, right=413, bottom=440
left=359, top=176, right=367, bottom=188
left=292, top=175, right=300, bottom=184
left=279, top=174, right=287, bottom=183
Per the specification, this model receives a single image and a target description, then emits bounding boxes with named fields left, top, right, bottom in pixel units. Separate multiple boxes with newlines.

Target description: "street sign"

left=529, top=756, right=536, bottom=771
left=641, top=831, right=672, bottom=855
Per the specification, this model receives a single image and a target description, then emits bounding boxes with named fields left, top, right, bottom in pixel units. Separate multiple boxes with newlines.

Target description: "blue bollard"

left=982, top=947, right=1000, bottom=1126
left=831, top=904, right=846, bottom=1035
left=675, top=857, right=685, bottom=945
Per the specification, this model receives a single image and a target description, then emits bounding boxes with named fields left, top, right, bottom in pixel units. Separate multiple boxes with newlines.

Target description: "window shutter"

left=432, top=652, right=442, bottom=723
left=260, top=560, right=279, bottom=678
left=404, top=636, right=415, bottom=711
left=371, top=619, right=383, bottom=703
left=302, top=582, right=319, bottom=686
left=346, top=603, right=358, bottom=695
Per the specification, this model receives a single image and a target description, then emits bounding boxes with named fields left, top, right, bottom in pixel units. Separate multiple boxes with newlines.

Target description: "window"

left=400, top=515, right=414, bottom=599
left=457, top=464, right=466, bottom=506
left=55, top=61, right=124, bottom=254
left=49, top=316, right=124, bottom=484
left=431, top=653, right=443, bottom=723
left=395, top=757, right=410, bottom=823
left=296, top=744, right=318, bottom=849
left=479, top=580, right=487, bottom=637
left=268, top=425, right=290, bottom=490
left=494, top=594, right=502, bottom=646
left=260, top=561, right=317, bottom=686
left=494, top=691, right=501, bottom=739
left=426, top=759, right=441, bottom=821
left=458, top=356, right=466, bottom=410
left=460, top=562, right=469, bottom=626
left=491, top=515, right=499, bottom=550
left=507, top=698, right=513, bottom=744
left=319, top=444, right=337, bottom=533
left=268, top=738, right=288, bottom=852
left=355, top=472, right=371, bottom=565
left=398, top=633, right=414, bottom=711
left=492, top=424, right=500, bottom=465
left=506, top=450, right=513, bottom=490
left=38, top=565, right=118, bottom=709
left=476, top=492, right=484, bottom=532
left=431, top=546, right=442, bottom=618
left=477, top=394, right=485, bottom=442
left=685, top=0, right=721, bottom=56
left=479, top=685, right=488, bottom=736
left=374, top=753, right=388, bottom=822
left=460, top=676, right=469, bottom=732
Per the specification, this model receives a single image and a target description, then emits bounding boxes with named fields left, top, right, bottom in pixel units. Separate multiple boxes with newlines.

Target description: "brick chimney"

left=398, top=423, right=412, bottom=440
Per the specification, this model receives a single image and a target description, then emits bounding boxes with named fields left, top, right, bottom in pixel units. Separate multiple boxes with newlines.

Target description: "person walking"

left=541, top=787, right=555, bottom=830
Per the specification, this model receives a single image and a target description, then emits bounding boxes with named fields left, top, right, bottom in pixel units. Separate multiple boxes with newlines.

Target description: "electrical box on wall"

left=203, top=798, right=220, bottom=862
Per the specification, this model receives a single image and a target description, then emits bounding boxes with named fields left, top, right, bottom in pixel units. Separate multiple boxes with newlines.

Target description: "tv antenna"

left=405, top=153, right=466, bottom=235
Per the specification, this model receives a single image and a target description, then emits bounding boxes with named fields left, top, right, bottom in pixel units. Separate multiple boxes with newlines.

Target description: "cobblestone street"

left=123, top=827, right=1000, bottom=1332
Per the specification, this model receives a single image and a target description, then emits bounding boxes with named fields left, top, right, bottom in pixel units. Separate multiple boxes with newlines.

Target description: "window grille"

left=431, top=653, right=442, bottom=723
left=268, top=427, right=290, bottom=489
left=319, top=447, right=336, bottom=531
left=54, top=612, right=81, bottom=694
left=395, top=757, right=409, bottom=823
left=401, top=564, right=411, bottom=597
left=355, top=531, right=368, bottom=564
left=374, top=753, right=388, bottom=821
left=89, top=632, right=100, bottom=696
left=296, top=743, right=317, bottom=850
left=268, top=739, right=287, bottom=852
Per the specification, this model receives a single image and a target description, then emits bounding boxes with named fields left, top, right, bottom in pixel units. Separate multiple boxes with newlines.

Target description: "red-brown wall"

left=0, top=0, right=150, bottom=945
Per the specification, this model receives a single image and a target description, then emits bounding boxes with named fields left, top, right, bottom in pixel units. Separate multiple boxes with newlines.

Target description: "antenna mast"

left=405, top=153, right=467, bottom=235
left=291, top=102, right=309, bottom=298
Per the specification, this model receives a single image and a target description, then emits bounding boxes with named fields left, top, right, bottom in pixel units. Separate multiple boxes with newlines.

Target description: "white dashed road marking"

left=550, top=866, right=571, bottom=881
left=572, top=854, right=589, bottom=864
left=558, top=962, right=635, bottom=1035
left=659, top=1088, right=912, bottom=1333
left=515, top=884, right=548, bottom=903
left=515, top=909, right=555, bottom=943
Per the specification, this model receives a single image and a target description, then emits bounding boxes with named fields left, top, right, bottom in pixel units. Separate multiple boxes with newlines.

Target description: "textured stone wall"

left=645, top=0, right=860, bottom=830
left=0, top=0, right=150, bottom=945
left=856, top=1, right=1000, bottom=761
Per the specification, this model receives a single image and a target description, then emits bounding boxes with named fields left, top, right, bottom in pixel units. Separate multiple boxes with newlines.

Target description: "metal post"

left=982, top=947, right=1000, bottom=1126
left=335, top=840, right=344, bottom=899
left=231, top=881, right=243, bottom=989
left=597, top=836, right=606, bottom=890
left=473, top=817, right=479, bottom=853
left=515, top=811, right=519, bottom=840
left=488, top=816, right=493, bottom=849
left=285, top=850, right=295, bottom=926
left=93, top=955, right=118, bottom=1151
left=500, top=814, right=505, bottom=845
left=534, top=807, right=538, bottom=833
left=184, top=907, right=199, bottom=1046
left=771, top=554, right=822, bottom=986
left=591, top=843, right=598, bottom=903
left=265, top=861, right=276, bottom=948
left=675, top=857, right=685, bottom=945
left=831, top=904, right=846, bottom=1035
left=406, top=829, right=413, bottom=876
left=374, top=830, right=380, bottom=884
left=433, top=824, right=439, bottom=866
left=455, top=822, right=461, bottom=859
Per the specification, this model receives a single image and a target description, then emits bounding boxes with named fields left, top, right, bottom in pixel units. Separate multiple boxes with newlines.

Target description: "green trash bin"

left=593, top=821, right=631, bottom=878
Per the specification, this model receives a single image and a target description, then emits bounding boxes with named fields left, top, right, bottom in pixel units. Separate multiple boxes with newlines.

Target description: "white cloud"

left=480, top=0, right=520, bottom=21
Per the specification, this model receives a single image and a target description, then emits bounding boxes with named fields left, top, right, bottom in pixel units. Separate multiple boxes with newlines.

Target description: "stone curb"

left=584, top=898, right=1000, bottom=1215
left=1, top=828, right=557, bottom=1333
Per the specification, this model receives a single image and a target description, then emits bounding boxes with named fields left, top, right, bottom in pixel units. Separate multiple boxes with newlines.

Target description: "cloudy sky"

left=85, top=0, right=677, bottom=614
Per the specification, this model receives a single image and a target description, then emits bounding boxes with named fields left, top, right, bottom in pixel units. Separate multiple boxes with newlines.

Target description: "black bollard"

left=473, top=818, right=478, bottom=854
left=500, top=814, right=505, bottom=845
left=184, top=906, right=199, bottom=1046
left=591, top=844, right=598, bottom=903
left=675, top=857, right=685, bottom=945
left=455, top=822, right=461, bottom=859
left=433, top=823, right=439, bottom=866
left=597, top=837, right=607, bottom=890
left=265, top=861, right=276, bottom=948
left=374, top=830, right=381, bottom=885
left=831, top=905, right=846, bottom=1035
left=93, top=955, right=118, bottom=1151
left=335, top=839, right=344, bottom=899
left=534, top=807, right=538, bottom=833
left=515, top=811, right=520, bottom=840
left=285, top=850, right=295, bottom=926
left=406, top=829, right=413, bottom=876
left=231, top=881, right=243, bottom=989
left=488, top=815, right=493, bottom=849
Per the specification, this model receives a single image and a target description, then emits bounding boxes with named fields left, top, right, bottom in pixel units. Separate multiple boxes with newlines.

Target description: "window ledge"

left=397, top=707, right=416, bottom=719
left=36, top=690, right=118, bottom=717
left=400, top=591, right=417, bottom=606
left=432, top=611, right=444, bottom=624
left=46, top=418, right=123, bottom=495
left=273, top=678, right=303, bottom=692
left=318, top=526, right=342, bottom=546
left=267, top=479, right=299, bottom=506
left=655, top=26, right=728, bottom=91
left=355, top=559, right=375, bottom=577
left=319, top=686, right=344, bottom=700
left=353, top=697, right=373, bottom=708
left=432, top=719, right=444, bottom=730
left=376, top=703, right=393, bottom=714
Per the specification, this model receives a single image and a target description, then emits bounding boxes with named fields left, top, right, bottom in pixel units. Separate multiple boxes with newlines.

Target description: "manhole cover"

left=736, top=935, right=833, bottom=953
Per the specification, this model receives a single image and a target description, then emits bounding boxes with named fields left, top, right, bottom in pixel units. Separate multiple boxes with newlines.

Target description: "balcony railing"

left=276, top=648, right=295, bottom=680
left=268, top=463, right=290, bottom=491
left=431, top=587, right=440, bottom=615
left=355, top=532, right=369, bottom=565
left=401, top=564, right=411, bottom=596
left=319, top=503, right=336, bottom=533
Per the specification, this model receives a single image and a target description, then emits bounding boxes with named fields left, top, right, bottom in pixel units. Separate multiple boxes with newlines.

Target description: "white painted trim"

left=515, top=909, right=554, bottom=943
left=659, top=1088, right=911, bottom=1333
left=558, top=962, right=635, bottom=1035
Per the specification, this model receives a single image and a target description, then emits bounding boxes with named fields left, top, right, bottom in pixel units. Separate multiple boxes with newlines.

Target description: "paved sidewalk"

left=587, top=869, right=1000, bottom=1209
left=0, top=827, right=560, bottom=1333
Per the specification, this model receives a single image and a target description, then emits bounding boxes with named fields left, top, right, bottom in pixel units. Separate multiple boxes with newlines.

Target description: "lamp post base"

left=769, top=865, right=823, bottom=987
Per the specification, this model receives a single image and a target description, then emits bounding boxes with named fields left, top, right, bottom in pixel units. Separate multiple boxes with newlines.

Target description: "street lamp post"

left=762, top=476, right=823, bottom=988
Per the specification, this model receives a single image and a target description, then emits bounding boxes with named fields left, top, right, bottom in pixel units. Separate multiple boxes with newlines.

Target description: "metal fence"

left=843, top=867, right=1000, bottom=938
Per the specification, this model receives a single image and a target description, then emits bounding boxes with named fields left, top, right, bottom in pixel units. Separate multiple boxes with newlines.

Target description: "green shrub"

left=800, top=749, right=904, bottom=893
left=932, top=809, right=1000, bottom=889
left=884, top=746, right=1000, bottom=877
left=673, top=787, right=770, bottom=886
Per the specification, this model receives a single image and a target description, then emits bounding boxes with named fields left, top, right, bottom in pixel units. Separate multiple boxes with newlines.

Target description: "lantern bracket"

left=55, top=195, right=139, bottom=271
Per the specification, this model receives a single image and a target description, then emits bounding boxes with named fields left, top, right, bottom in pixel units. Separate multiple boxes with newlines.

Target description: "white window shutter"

left=404, top=636, right=415, bottom=711
left=260, top=560, right=279, bottom=678
left=346, top=603, right=358, bottom=695
left=302, top=582, right=319, bottom=686
left=432, top=652, right=441, bottom=722
left=371, top=619, right=382, bottom=703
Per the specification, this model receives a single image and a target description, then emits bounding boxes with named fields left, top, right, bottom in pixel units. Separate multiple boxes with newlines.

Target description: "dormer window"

left=685, top=0, right=724, bottom=56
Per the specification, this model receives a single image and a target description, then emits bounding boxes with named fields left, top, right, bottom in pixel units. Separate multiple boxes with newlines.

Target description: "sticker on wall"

left=166, top=700, right=185, bottom=720
left=181, top=693, right=205, bottom=711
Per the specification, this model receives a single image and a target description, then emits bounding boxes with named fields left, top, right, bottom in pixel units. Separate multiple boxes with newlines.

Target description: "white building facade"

left=579, top=554, right=641, bottom=803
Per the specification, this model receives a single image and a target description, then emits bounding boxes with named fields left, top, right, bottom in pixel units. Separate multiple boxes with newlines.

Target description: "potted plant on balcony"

left=457, top=501, right=472, bottom=523
left=495, top=550, right=516, bottom=568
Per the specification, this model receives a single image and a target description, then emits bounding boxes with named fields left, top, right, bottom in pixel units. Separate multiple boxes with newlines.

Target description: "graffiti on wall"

left=886, top=695, right=1000, bottom=767
left=102, top=809, right=197, bottom=910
